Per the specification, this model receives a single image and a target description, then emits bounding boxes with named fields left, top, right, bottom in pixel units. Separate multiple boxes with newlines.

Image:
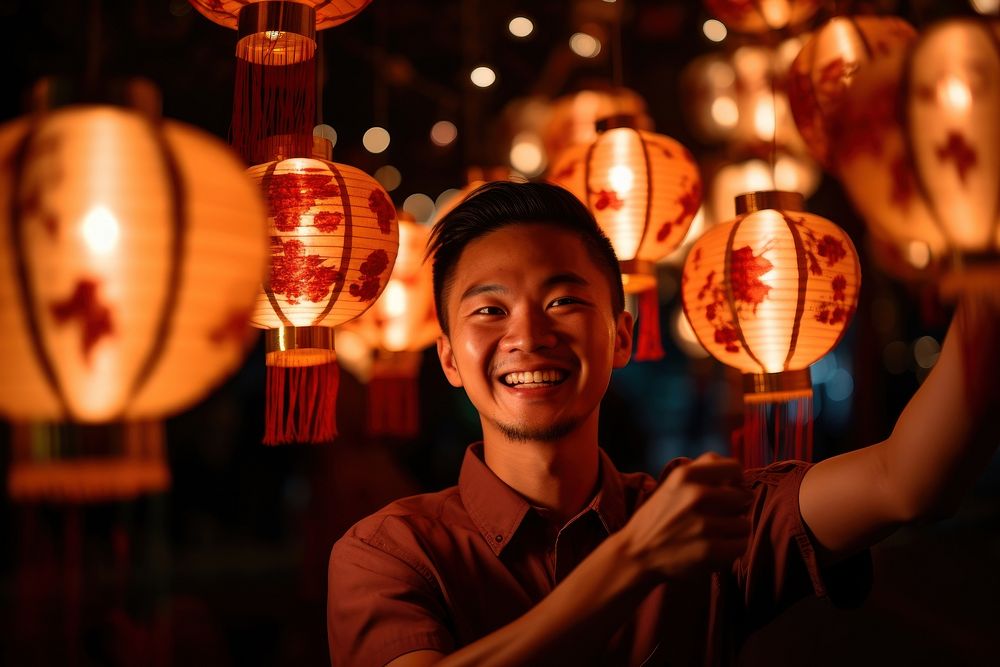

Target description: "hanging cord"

left=612, top=0, right=625, bottom=89
left=84, top=0, right=103, bottom=98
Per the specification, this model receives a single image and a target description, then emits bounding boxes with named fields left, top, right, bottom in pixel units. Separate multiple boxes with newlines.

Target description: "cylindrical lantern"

left=704, top=0, right=821, bottom=34
left=0, top=105, right=268, bottom=423
left=835, top=18, right=1000, bottom=288
left=248, top=136, right=398, bottom=444
left=340, top=215, right=438, bottom=438
left=550, top=120, right=702, bottom=361
left=788, top=15, right=917, bottom=169
left=681, top=191, right=861, bottom=465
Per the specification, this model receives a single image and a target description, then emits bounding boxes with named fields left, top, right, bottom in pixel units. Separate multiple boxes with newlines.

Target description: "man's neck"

left=482, top=421, right=600, bottom=525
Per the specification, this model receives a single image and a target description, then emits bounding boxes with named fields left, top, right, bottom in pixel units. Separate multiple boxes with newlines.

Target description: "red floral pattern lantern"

left=704, top=0, right=821, bottom=34
left=248, top=137, right=398, bottom=444
left=550, top=121, right=702, bottom=361
left=0, top=105, right=268, bottom=423
left=788, top=15, right=917, bottom=169
left=835, top=18, right=1000, bottom=287
left=681, top=191, right=860, bottom=465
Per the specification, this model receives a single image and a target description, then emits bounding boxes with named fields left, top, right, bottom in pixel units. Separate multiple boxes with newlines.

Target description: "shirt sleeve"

left=734, top=460, right=873, bottom=629
left=328, top=515, right=455, bottom=667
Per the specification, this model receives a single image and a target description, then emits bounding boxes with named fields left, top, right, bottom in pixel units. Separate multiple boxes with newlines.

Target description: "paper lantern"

left=189, top=0, right=372, bottom=30
left=835, top=18, right=1000, bottom=289
left=788, top=15, right=917, bottom=169
left=340, top=215, right=438, bottom=437
left=189, top=0, right=372, bottom=163
left=0, top=105, right=268, bottom=423
left=681, top=191, right=860, bottom=465
left=681, top=41, right=809, bottom=153
left=8, top=420, right=169, bottom=503
left=549, top=121, right=702, bottom=361
left=704, top=0, right=821, bottom=34
left=248, top=137, right=398, bottom=444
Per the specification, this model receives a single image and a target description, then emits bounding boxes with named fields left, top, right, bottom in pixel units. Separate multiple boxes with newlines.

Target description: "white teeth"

left=502, top=370, right=567, bottom=386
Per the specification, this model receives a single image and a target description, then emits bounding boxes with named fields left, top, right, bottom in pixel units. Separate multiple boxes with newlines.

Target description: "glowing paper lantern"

left=189, top=0, right=372, bottom=163
left=549, top=121, right=702, bottom=361
left=681, top=191, right=860, bottom=465
left=248, top=137, right=398, bottom=444
left=704, top=0, right=821, bottom=34
left=0, top=105, right=268, bottom=423
left=835, top=18, right=1000, bottom=289
left=340, top=215, right=438, bottom=437
left=788, top=15, right=917, bottom=169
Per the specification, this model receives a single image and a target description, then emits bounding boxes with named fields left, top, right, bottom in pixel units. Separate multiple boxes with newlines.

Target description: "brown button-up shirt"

left=327, top=444, right=870, bottom=666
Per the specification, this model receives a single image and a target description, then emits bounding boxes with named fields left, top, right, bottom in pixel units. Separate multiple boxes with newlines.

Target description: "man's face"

left=437, top=223, right=633, bottom=444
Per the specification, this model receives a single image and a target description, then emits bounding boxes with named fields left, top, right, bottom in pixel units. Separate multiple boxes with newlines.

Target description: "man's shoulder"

left=334, top=485, right=468, bottom=558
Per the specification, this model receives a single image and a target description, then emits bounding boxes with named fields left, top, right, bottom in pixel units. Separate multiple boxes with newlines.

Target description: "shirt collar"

left=458, top=443, right=628, bottom=556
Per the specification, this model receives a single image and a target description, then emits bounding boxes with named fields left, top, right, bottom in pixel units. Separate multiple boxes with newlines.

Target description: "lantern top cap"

left=595, top=114, right=640, bottom=133
left=238, top=1, right=317, bottom=40
left=735, top=190, right=804, bottom=215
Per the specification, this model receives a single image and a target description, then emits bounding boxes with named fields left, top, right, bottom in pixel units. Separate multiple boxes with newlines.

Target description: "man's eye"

left=473, top=306, right=504, bottom=316
left=549, top=297, right=581, bottom=307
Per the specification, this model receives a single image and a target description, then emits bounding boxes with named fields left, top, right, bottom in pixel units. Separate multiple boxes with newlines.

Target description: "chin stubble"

left=495, top=418, right=580, bottom=443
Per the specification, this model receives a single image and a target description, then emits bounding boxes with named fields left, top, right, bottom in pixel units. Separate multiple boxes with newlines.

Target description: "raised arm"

left=383, top=456, right=751, bottom=667
left=800, top=293, right=1000, bottom=562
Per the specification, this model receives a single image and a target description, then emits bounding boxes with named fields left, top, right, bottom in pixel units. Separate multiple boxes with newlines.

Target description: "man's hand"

left=618, top=453, right=751, bottom=581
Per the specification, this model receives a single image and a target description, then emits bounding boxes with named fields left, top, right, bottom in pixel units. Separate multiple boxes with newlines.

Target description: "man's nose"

left=500, top=307, right=558, bottom=352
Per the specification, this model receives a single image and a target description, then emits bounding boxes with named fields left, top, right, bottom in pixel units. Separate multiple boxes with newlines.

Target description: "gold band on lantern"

left=735, top=191, right=805, bottom=215
left=266, top=326, right=337, bottom=367
left=619, top=259, right=657, bottom=293
left=742, top=369, right=812, bottom=403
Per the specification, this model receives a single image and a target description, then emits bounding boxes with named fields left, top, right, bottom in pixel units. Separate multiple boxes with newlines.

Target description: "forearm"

left=882, top=294, right=1000, bottom=519
left=435, top=531, right=653, bottom=667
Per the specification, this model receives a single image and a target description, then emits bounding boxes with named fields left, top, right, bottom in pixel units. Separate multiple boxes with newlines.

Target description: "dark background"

left=3, top=1, right=999, bottom=665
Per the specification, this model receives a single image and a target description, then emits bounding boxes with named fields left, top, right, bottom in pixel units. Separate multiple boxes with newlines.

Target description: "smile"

left=501, top=369, right=568, bottom=387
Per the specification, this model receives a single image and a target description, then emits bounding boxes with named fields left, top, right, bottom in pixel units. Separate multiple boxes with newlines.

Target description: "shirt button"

left=495, top=535, right=503, bottom=543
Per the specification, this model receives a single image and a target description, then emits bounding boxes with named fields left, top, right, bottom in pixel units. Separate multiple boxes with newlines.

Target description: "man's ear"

left=612, top=309, right=634, bottom=368
left=437, top=334, right=465, bottom=387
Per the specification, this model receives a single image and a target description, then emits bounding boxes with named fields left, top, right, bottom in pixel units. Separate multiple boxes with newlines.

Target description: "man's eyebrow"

left=543, top=272, right=591, bottom=289
left=459, top=283, right=508, bottom=302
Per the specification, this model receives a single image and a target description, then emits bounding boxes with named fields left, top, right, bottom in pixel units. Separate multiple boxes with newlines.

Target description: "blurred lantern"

left=433, top=166, right=513, bottom=223
left=0, top=101, right=268, bottom=423
left=704, top=147, right=820, bottom=222
left=835, top=18, right=1000, bottom=291
left=188, top=0, right=373, bottom=163
left=340, top=213, right=438, bottom=438
left=248, top=136, right=398, bottom=444
left=8, top=420, right=169, bottom=502
left=499, top=96, right=553, bottom=178
left=681, top=42, right=808, bottom=152
left=704, top=0, right=821, bottom=34
left=681, top=191, right=860, bottom=466
left=543, top=87, right=653, bottom=161
left=788, top=15, right=917, bottom=169
left=549, top=118, right=702, bottom=361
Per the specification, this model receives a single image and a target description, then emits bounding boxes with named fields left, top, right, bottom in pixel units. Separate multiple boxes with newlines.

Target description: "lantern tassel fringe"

left=634, top=288, right=665, bottom=362
left=264, top=360, right=339, bottom=445
left=739, top=394, right=813, bottom=469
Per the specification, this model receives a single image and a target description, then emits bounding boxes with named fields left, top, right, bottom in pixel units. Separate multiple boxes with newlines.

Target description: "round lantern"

left=550, top=119, right=702, bottom=361
left=788, top=15, right=917, bottom=169
left=681, top=191, right=860, bottom=465
left=339, top=214, right=438, bottom=438
left=0, top=105, right=268, bottom=423
left=542, top=87, right=654, bottom=164
left=835, top=18, right=1000, bottom=289
left=189, top=0, right=372, bottom=31
left=704, top=0, right=821, bottom=34
left=248, top=136, right=398, bottom=444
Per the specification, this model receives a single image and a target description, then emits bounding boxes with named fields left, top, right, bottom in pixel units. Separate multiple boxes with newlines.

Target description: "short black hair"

left=427, top=181, right=625, bottom=334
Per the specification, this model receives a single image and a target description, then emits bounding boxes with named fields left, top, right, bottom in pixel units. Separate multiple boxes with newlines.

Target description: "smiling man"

left=327, top=182, right=999, bottom=666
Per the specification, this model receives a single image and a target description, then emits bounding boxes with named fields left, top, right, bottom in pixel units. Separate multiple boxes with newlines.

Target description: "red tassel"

left=634, top=287, right=665, bottom=362
left=232, top=38, right=316, bottom=164
left=264, top=360, right=339, bottom=445
left=740, top=394, right=814, bottom=468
